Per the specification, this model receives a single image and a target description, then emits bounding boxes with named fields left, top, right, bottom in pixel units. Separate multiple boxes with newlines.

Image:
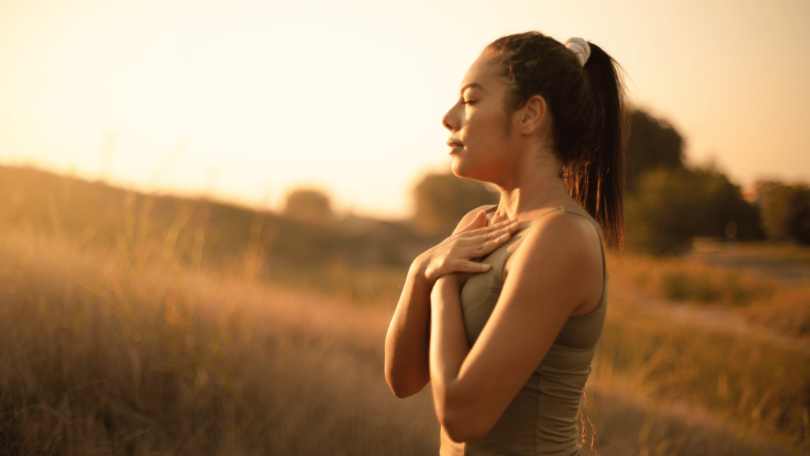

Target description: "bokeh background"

left=1, top=0, right=809, bottom=454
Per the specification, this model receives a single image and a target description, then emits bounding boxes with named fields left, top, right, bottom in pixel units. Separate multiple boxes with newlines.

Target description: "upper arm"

left=452, top=204, right=498, bottom=236
left=448, top=212, right=603, bottom=436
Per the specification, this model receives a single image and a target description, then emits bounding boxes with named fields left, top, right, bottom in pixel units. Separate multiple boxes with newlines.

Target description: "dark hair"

left=485, top=32, right=628, bottom=250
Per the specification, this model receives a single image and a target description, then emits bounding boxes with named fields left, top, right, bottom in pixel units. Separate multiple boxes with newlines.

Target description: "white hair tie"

left=565, top=37, right=591, bottom=67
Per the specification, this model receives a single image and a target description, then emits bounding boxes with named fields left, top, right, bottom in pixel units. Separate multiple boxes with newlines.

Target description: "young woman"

left=384, top=31, right=627, bottom=455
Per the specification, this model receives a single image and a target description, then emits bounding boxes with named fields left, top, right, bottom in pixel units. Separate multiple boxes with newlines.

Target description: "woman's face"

left=442, top=53, right=517, bottom=183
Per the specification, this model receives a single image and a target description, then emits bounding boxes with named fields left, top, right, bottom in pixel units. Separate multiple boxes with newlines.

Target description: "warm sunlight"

left=1, top=0, right=808, bottom=218
left=2, top=2, right=810, bottom=453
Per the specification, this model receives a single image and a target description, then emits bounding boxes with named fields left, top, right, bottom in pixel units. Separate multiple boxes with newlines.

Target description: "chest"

left=459, top=231, right=528, bottom=346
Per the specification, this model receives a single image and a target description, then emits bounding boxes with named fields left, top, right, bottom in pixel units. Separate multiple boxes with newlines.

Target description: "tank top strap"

left=484, top=204, right=498, bottom=222
left=547, top=207, right=608, bottom=282
left=513, top=206, right=608, bottom=283
left=528, top=206, right=568, bottom=224
left=484, top=205, right=607, bottom=281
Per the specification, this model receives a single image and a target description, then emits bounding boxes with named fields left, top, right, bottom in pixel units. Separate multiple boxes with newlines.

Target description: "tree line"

left=403, top=109, right=810, bottom=255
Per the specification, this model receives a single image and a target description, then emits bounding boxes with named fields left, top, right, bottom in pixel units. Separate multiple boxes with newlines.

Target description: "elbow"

left=384, top=365, right=424, bottom=399
left=435, top=390, right=491, bottom=442
left=386, top=375, right=412, bottom=399
left=385, top=376, right=425, bottom=399
left=390, top=384, right=416, bottom=399
left=384, top=365, right=404, bottom=398
left=439, top=411, right=490, bottom=443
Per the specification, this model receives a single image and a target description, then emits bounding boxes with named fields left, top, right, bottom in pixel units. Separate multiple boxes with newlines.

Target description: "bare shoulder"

left=530, top=211, right=601, bottom=256
left=451, top=204, right=498, bottom=235
left=505, top=210, right=604, bottom=309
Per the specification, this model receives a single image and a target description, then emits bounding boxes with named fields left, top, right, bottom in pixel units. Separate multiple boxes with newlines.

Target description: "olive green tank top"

left=439, top=205, right=608, bottom=456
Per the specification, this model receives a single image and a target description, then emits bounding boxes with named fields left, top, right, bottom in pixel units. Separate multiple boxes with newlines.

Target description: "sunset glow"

left=1, top=0, right=808, bottom=218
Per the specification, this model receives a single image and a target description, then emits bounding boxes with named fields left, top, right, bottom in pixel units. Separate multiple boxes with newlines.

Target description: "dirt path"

left=629, top=290, right=810, bottom=354
left=689, top=244, right=810, bottom=284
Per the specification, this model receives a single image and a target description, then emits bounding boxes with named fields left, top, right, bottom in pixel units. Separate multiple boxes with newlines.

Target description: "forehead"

left=459, top=53, right=504, bottom=93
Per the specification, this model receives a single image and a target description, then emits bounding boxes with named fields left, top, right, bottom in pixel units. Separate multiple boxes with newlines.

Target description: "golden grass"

left=594, top=300, right=810, bottom=448
left=612, top=253, right=778, bottom=305
left=745, top=289, right=810, bottom=338
left=1, top=220, right=808, bottom=454
left=0, top=226, right=438, bottom=454
left=609, top=252, right=810, bottom=339
left=264, top=263, right=407, bottom=307
left=602, top=253, right=810, bottom=451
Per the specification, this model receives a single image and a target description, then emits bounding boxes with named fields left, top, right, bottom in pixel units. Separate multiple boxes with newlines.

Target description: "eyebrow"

left=458, top=83, right=485, bottom=96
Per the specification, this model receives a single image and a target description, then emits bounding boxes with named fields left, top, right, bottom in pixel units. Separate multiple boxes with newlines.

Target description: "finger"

left=470, top=219, right=521, bottom=240
left=452, top=259, right=491, bottom=273
left=466, top=231, right=514, bottom=256
left=462, top=218, right=518, bottom=239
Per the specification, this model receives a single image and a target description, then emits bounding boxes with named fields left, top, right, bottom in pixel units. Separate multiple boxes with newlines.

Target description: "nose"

left=442, top=106, right=458, bottom=132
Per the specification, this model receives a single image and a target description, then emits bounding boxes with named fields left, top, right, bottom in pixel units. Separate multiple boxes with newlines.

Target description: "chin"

left=451, top=158, right=487, bottom=183
left=450, top=159, right=471, bottom=179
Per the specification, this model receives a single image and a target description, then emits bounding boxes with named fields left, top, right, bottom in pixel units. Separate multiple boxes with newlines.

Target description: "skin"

left=383, top=51, right=605, bottom=443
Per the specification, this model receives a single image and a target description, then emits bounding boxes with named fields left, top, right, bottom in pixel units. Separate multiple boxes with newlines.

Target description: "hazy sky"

left=1, top=0, right=808, bottom=218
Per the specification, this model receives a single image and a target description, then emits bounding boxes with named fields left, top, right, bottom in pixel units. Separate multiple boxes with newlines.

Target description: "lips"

left=446, top=138, right=463, bottom=148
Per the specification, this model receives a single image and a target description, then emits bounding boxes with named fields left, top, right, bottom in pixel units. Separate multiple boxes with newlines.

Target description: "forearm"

left=384, top=254, right=434, bottom=398
left=429, top=277, right=471, bottom=426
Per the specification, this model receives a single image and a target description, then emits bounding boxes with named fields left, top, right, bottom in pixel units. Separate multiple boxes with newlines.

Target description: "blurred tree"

left=412, top=173, right=499, bottom=237
left=625, top=168, right=693, bottom=255
left=784, top=187, right=810, bottom=245
left=687, top=167, right=763, bottom=241
left=626, top=167, right=762, bottom=255
left=283, top=188, right=335, bottom=224
left=757, top=180, right=793, bottom=240
left=758, top=181, right=810, bottom=244
left=625, top=110, right=685, bottom=193
left=757, top=181, right=807, bottom=241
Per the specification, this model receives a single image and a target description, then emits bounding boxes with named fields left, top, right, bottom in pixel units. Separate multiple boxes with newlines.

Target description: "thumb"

left=474, top=210, right=488, bottom=227
left=461, top=210, right=488, bottom=232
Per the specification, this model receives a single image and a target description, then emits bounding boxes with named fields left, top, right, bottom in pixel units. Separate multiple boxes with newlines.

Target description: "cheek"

left=466, top=111, right=507, bottom=153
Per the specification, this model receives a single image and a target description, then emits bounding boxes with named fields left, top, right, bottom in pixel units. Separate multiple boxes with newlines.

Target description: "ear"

left=518, top=95, right=548, bottom=135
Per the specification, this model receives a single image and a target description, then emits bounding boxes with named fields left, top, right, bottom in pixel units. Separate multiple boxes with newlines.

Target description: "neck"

left=489, top=145, right=575, bottom=223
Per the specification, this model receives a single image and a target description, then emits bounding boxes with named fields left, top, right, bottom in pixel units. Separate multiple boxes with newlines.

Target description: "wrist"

left=434, top=275, right=460, bottom=292
left=412, top=250, right=435, bottom=288
left=431, top=276, right=460, bottom=305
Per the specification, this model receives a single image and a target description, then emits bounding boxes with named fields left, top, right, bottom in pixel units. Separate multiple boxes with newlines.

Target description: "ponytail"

left=564, top=42, right=628, bottom=251
left=486, top=33, right=628, bottom=251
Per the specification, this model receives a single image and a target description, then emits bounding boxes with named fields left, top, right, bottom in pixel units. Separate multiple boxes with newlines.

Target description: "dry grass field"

left=0, top=226, right=438, bottom=455
left=1, top=168, right=808, bottom=455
